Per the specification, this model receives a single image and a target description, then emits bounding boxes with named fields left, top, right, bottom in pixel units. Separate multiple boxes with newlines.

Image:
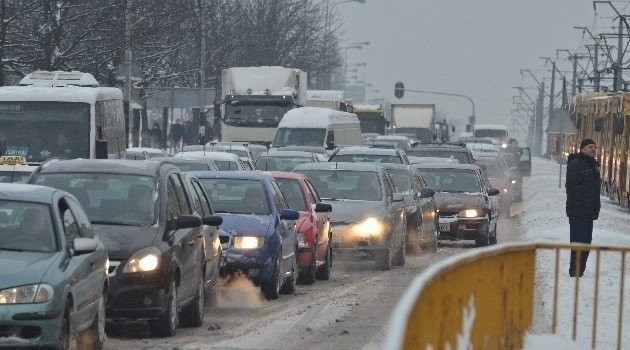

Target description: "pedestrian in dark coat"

left=565, top=138, right=601, bottom=277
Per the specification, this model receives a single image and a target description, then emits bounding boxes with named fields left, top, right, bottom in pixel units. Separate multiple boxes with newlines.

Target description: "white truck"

left=390, top=104, right=435, bottom=143
left=218, top=66, right=307, bottom=143
left=306, top=90, right=352, bottom=112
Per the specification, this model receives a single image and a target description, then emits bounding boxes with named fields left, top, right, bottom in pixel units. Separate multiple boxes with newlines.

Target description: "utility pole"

left=615, top=16, right=624, bottom=91
left=535, top=81, right=545, bottom=157
left=592, top=45, right=601, bottom=92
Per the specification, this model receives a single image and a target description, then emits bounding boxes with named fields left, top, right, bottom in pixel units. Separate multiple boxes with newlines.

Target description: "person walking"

left=149, top=123, right=162, bottom=149
left=169, top=119, right=184, bottom=152
left=565, top=138, right=601, bottom=277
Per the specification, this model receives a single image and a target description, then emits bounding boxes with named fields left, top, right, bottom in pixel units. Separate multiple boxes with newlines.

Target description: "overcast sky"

left=339, top=0, right=617, bottom=142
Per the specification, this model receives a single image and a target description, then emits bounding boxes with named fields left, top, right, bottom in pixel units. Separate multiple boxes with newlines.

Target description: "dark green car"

left=0, top=184, right=108, bottom=349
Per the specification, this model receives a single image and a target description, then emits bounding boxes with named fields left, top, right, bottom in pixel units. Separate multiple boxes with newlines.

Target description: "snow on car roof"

left=279, top=107, right=359, bottom=128
left=174, top=151, right=240, bottom=161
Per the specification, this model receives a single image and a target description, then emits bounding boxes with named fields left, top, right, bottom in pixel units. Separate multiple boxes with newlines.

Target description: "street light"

left=343, top=44, right=366, bottom=88
left=323, top=0, right=366, bottom=89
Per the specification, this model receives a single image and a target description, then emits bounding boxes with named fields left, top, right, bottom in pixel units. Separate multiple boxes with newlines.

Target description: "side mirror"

left=419, top=187, right=435, bottom=198
left=167, top=215, right=202, bottom=231
left=392, top=193, right=404, bottom=202
left=314, top=203, right=333, bottom=213
left=280, top=208, right=300, bottom=220
left=71, top=237, right=97, bottom=255
left=487, top=188, right=500, bottom=196
left=203, top=215, right=223, bottom=226
left=95, top=140, right=108, bottom=159
left=326, top=141, right=336, bottom=150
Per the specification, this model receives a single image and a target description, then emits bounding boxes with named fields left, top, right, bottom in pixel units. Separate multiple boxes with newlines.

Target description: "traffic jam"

left=0, top=70, right=531, bottom=349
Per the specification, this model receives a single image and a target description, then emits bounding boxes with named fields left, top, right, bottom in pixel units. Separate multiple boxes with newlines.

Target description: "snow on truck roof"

left=279, top=107, right=359, bottom=128
left=307, top=90, right=346, bottom=101
left=474, top=124, right=508, bottom=130
left=224, top=66, right=302, bottom=96
left=353, top=104, right=383, bottom=111
left=0, top=85, right=123, bottom=104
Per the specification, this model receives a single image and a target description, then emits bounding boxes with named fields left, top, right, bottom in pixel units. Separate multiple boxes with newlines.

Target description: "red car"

left=270, top=172, right=333, bottom=284
left=414, top=163, right=501, bottom=246
left=475, top=156, right=511, bottom=217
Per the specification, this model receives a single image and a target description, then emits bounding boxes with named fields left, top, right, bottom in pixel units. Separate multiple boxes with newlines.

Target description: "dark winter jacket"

left=565, top=152, right=601, bottom=219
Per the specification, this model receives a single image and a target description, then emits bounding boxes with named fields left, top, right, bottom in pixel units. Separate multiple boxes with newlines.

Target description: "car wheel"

left=57, top=302, right=71, bottom=350
left=150, top=278, right=178, bottom=337
left=263, top=252, right=281, bottom=300
left=475, top=215, right=491, bottom=247
left=280, top=253, right=297, bottom=295
left=375, top=234, right=392, bottom=271
left=392, top=219, right=406, bottom=266
left=490, top=219, right=498, bottom=245
left=406, top=219, right=421, bottom=255
left=89, top=293, right=106, bottom=349
left=299, top=246, right=317, bottom=285
left=180, top=268, right=205, bottom=327
left=316, top=243, right=332, bottom=281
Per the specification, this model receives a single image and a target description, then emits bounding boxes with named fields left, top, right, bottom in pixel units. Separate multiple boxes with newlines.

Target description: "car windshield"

left=0, top=171, right=32, bottom=183
left=418, top=169, right=481, bottom=193
left=330, top=154, right=402, bottom=164
left=198, top=179, right=271, bottom=215
left=298, top=170, right=382, bottom=201
left=387, top=169, right=412, bottom=193
left=174, top=163, right=213, bottom=172
left=31, top=173, right=158, bottom=226
left=476, top=159, right=506, bottom=179
left=273, top=128, right=327, bottom=147
left=213, top=160, right=240, bottom=171
left=406, top=149, right=469, bottom=164
left=256, top=156, right=312, bottom=171
left=275, top=178, right=308, bottom=212
left=0, top=201, right=57, bottom=252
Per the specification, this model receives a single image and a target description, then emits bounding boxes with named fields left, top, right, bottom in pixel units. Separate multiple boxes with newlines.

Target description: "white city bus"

left=0, top=71, right=125, bottom=163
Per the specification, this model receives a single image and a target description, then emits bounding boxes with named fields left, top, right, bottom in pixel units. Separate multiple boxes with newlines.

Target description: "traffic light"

left=394, top=81, right=404, bottom=99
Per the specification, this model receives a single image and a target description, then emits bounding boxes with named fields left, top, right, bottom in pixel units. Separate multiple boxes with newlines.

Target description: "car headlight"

left=503, top=188, right=508, bottom=193
left=123, top=246, right=161, bottom=273
left=459, top=209, right=480, bottom=218
left=0, top=284, right=54, bottom=304
left=511, top=180, right=516, bottom=184
left=351, top=217, right=385, bottom=237
left=234, top=236, right=265, bottom=249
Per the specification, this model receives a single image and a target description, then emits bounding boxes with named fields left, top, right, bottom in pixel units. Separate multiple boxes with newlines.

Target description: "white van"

left=272, top=107, right=362, bottom=150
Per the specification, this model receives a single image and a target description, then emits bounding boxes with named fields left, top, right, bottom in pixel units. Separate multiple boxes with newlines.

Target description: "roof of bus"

left=473, top=124, right=508, bottom=131
left=0, top=86, right=123, bottom=104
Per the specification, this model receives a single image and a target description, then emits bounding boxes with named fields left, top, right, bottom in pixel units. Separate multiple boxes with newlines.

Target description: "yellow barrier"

left=386, top=242, right=629, bottom=350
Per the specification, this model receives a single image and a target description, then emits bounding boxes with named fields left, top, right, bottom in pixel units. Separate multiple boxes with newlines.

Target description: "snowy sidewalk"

left=518, top=157, right=630, bottom=349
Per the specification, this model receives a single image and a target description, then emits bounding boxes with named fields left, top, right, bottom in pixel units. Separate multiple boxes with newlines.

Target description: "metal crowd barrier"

left=386, top=242, right=629, bottom=350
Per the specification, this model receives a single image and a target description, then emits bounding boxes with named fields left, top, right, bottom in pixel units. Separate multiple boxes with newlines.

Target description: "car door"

left=519, top=147, right=532, bottom=176
left=190, top=179, right=221, bottom=282
left=412, top=170, right=437, bottom=237
left=269, top=180, right=297, bottom=276
left=381, top=171, right=405, bottom=247
left=58, top=197, right=97, bottom=329
left=304, top=179, right=330, bottom=262
left=479, top=169, right=500, bottom=221
left=166, top=173, right=202, bottom=300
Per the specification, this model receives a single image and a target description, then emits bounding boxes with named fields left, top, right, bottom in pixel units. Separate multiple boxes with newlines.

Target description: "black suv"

left=29, top=159, right=222, bottom=337
left=328, top=146, right=411, bottom=165
left=405, top=143, right=475, bottom=164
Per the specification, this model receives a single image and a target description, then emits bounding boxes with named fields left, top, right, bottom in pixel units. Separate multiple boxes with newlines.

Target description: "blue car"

left=191, top=171, right=300, bottom=300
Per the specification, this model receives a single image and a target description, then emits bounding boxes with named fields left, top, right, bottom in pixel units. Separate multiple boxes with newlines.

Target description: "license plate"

left=439, top=223, right=450, bottom=232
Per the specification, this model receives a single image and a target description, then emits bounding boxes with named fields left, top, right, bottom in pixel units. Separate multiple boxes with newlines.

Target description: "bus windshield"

left=474, top=129, right=507, bottom=139
left=0, top=102, right=90, bottom=162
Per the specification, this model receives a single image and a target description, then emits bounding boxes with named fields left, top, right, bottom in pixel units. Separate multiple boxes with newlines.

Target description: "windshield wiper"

left=0, top=247, right=25, bottom=252
left=321, top=197, right=339, bottom=201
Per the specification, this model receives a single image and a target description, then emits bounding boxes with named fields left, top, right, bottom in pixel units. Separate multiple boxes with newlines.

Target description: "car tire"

left=299, top=246, right=317, bottom=285
left=392, top=220, right=406, bottom=266
left=406, top=219, right=421, bottom=255
left=263, top=252, right=281, bottom=300
left=280, top=253, right=297, bottom=295
left=57, top=302, right=71, bottom=350
left=475, top=215, right=491, bottom=247
left=315, top=243, right=332, bottom=281
left=88, top=292, right=106, bottom=349
left=150, top=279, right=178, bottom=337
left=375, top=234, right=392, bottom=271
left=180, top=268, right=205, bottom=327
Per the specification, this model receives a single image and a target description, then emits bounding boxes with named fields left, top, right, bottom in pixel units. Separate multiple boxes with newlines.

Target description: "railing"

left=386, top=242, right=629, bottom=350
